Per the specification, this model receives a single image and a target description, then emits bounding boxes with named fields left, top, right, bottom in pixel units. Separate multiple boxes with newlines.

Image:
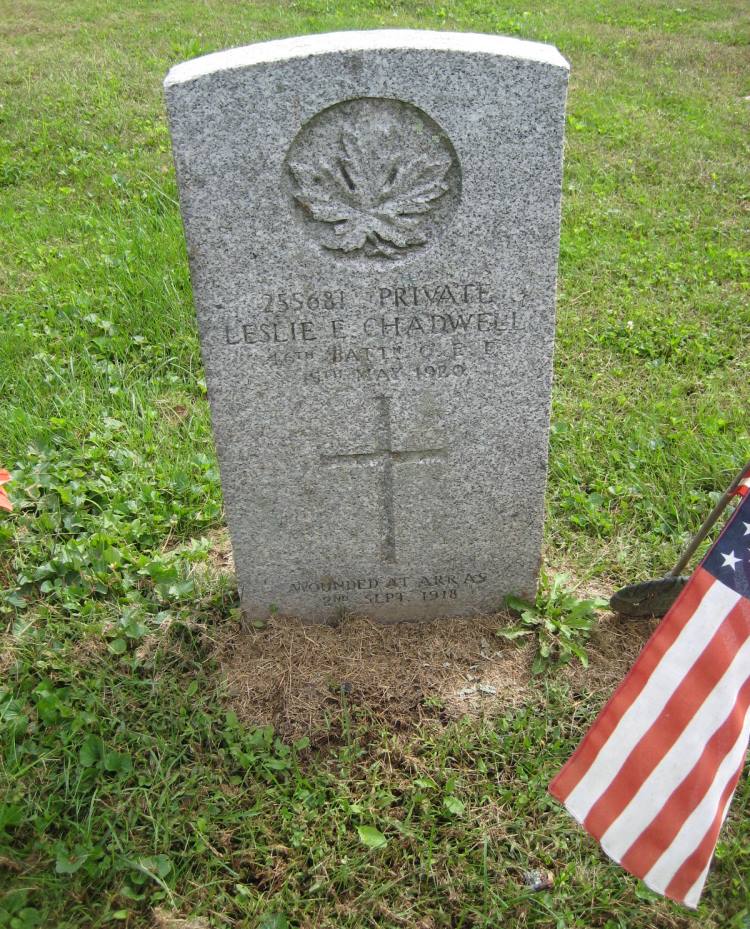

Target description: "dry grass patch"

left=219, top=608, right=655, bottom=740
left=152, top=908, right=209, bottom=929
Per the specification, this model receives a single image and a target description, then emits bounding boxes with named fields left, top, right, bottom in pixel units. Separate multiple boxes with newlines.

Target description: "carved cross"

left=321, top=395, right=446, bottom=563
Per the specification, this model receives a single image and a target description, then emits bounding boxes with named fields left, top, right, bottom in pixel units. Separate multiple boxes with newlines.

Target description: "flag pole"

left=611, top=458, right=750, bottom=618
left=669, top=458, right=750, bottom=577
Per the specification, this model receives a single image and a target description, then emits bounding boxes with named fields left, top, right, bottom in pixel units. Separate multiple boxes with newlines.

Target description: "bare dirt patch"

left=218, top=608, right=656, bottom=741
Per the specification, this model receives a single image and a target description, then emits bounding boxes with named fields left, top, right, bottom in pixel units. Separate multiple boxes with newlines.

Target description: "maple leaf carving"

left=290, top=125, right=453, bottom=258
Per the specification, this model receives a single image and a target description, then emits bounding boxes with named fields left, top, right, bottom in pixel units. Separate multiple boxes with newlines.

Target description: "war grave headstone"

left=165, top=30, right=569, bottom=622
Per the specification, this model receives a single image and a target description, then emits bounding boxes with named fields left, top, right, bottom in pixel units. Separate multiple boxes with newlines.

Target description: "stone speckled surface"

left=165, top=30, right=569, bottom=622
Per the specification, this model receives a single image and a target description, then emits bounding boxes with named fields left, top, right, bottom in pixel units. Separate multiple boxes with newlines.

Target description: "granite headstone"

left=165, top=30, right=569, bottom=622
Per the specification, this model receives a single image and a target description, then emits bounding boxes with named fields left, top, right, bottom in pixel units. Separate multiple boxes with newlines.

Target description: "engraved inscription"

left=261, top=290, right=345, bottom=312
left=220, top=279, right=530, bottom=383
left=285, top=98, right=461, bottom=260
left=289, top=571, right=489, bottom=608
left=321, top=395, right=446, bottom=563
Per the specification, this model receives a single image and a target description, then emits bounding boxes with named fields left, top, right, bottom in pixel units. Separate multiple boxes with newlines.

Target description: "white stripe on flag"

left=685, top=860, right=713, bottom=910
left=683, top=790, right=736, bottom=913
left=600, top=628, right=750, bottom=859
left=683, top=786, right=737, bottom=910
left=565, top=580, right=741, bottom=821
left=644, top=709, right=750, bottom=900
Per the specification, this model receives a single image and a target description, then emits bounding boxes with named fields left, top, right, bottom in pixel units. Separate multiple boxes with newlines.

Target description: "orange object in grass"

left=0, top=469, right=12, bottom=512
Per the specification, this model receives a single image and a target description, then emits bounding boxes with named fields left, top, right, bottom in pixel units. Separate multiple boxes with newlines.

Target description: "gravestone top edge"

left=164, top=29, right=569, bottom=88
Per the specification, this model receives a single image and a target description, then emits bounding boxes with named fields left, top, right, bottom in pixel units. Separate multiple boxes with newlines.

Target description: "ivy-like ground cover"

left=1, top=1, right=749, bottom=926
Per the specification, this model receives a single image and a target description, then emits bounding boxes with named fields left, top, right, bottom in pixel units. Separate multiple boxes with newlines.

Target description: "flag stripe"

left=683, top=860, right=713, bottom=910
left=618, top=668, right=750, bottom=877
left=681, top=767, right=741, bottom=911
left=659, top=746, right=747, bottom=903
left=561, top=575, right=740, bottom=820
left=550, top=566, right=716, bottom=802
left=588, top=597, right=750, bottom=840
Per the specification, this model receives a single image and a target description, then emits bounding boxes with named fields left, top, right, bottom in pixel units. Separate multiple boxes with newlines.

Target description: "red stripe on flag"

left=664, top=757, right=745, bottom=902
left=619, top=671, right=750, bottom=878
left=582, top=597, right=750, bottom=838
left=550, top=567, right=715, bottom=802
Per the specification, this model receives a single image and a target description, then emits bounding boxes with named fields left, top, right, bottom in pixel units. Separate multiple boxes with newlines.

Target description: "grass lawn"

left=1, top=1, right=749, bottom=927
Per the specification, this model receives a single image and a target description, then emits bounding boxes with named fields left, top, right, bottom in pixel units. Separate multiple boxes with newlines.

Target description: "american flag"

left=550, top=470, right=750, bottom=907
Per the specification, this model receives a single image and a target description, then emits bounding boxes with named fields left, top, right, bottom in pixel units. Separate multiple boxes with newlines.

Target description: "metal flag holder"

left=610, top=458, right=750, bottom=618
